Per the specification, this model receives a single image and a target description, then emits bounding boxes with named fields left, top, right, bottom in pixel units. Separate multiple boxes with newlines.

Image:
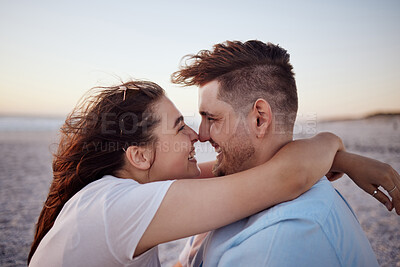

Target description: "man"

left=171, top=40, right=387, bottom=266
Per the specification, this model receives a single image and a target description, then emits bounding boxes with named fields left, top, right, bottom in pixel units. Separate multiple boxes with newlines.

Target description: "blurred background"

left=1, top=0, right=400, bottom=119
left=0, top=0, right=399, bottom=266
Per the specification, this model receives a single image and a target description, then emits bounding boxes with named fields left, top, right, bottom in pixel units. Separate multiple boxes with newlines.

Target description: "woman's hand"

left=330, top=151, right=400, bottom=215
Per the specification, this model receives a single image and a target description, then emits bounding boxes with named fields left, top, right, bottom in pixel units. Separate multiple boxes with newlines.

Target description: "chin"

left=177, top=167, right=201, bottom=180
left=212, top=163, right=226, bottom=177
left=212, top=160, right=240, bottom=177
left=193, top=170, right=201, bottom=178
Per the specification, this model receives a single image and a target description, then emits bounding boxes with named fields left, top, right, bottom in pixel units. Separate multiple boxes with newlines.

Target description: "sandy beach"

left=0, top=116, right=399, bottom=266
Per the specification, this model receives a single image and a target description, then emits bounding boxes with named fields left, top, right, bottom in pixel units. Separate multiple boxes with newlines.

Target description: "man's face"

left=198, top=80, right=255, bottom=176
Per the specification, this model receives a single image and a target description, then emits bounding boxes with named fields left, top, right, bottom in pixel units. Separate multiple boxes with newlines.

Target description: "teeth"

left=188, top=149, right=196, bottom=160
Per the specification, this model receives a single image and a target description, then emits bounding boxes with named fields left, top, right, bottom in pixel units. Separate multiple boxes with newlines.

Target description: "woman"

left=28, top=80, right=399, bottom=266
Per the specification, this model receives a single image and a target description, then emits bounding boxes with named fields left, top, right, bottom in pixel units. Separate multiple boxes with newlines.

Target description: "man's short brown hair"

left=171, top=40, right=298, bottom=129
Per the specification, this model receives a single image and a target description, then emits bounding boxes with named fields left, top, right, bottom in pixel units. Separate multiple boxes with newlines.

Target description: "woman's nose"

left=188, top=127, right=199, bottom=144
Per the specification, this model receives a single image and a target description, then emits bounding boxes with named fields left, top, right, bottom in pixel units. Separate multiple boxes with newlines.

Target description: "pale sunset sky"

left=0, top=0, right=399, bottom=120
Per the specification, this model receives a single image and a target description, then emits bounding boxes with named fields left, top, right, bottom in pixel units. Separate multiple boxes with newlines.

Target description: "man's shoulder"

left=250, top=177, right=338, bottom=225
left=209, top=177, right=341, bottom=246
left=202, top=178, right=378, bottom=267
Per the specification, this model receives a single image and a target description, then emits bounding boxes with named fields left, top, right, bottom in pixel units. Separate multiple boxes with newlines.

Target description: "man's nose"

left=198, top=120, right=210, bottom=142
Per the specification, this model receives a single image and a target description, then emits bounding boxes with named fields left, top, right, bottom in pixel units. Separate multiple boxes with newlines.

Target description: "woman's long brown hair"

left=28, top=80, right=164, bottom=263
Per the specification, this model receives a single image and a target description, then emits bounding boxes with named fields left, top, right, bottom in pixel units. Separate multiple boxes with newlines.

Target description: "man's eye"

left=178, top=125, right=185, bottom=132
left=207, top=117, right=215, bottom=121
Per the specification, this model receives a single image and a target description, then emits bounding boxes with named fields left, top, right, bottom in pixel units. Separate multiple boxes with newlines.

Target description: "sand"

left=0, top=116, right=399, bottom=266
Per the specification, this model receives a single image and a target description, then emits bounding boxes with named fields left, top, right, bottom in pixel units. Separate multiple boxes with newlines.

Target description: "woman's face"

left=149, top=96, right=200, bottom=181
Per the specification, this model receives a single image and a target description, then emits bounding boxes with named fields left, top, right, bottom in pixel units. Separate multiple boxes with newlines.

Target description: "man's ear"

left=251, top=98, right=272, bottom=138
left=124, top=146, right=153, bottom=170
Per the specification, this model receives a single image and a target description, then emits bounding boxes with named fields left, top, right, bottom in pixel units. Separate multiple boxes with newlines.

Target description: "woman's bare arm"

left=329, top=151, right=400, bottom=214
left=134, top=132, right=341, bottom=255
left=198, top=140, right=400, bottom=213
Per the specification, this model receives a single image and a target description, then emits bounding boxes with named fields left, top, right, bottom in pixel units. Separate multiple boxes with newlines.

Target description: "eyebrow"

left=174, top=115, right=184, bottom=128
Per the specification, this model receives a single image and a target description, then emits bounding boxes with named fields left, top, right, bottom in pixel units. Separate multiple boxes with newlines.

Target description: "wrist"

left=330, top=151, right=354, bottom=174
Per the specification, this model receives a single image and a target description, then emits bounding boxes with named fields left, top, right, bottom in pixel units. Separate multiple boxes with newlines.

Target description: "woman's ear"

left=124, top=146, right=153, bottom=170
left=251, top=98, right=272, bottom=139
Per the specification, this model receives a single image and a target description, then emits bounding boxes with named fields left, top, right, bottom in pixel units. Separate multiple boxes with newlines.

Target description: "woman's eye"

left=178, top=125, right=185, bottom=132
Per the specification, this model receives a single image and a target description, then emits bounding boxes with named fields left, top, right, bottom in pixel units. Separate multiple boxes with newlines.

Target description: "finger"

left=392, top=168, right=400, bottom=193
left=388, top=168, right=400, bottom=215
left=376, top=166, right=400, bottom=213
left=389, top=188, right=400, bottom=215
left=368, top=186, right=393, bottom=211
left=388, top=185, right=400, bottom=215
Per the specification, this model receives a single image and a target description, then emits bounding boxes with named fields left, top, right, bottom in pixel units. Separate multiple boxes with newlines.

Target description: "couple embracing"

left=29, top=40, right=400, bottom=267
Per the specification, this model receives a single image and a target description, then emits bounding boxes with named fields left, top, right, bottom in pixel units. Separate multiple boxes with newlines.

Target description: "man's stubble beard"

left=212, top=128, right=255, bottom=177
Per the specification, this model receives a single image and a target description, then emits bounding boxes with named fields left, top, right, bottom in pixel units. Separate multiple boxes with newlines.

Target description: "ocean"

left=0, top=116, right=64, bottom=132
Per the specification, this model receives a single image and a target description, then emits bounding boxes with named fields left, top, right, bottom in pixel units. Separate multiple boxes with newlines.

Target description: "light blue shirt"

left=191, top=177, right=378, bottom=267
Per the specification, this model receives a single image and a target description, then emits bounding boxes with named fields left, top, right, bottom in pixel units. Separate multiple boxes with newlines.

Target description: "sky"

left=0, top=0, right=399, bottom=120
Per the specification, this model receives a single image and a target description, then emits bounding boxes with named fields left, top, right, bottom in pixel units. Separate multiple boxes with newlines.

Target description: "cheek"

left=210, top=123, right=219, bottom=140
left=210, top=122, right=229, bottom=142
left=156, top=140, right=170, bottom=158
left=158, top=140, right=190, bottom=166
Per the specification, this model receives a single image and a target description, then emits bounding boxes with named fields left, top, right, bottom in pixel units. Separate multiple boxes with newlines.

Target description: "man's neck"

left=252, top=134, right=293, bottom=167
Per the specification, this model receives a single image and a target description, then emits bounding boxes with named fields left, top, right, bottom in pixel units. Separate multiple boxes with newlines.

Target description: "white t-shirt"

left=30, top=175, right=174, bottom=267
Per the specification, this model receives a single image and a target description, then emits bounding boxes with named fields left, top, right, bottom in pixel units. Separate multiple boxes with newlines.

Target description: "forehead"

left=198, top=80, right=234, bottom=116
left=156, top=96, right=177, bottom=112
left=155, top=96, right=182, bottom=125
